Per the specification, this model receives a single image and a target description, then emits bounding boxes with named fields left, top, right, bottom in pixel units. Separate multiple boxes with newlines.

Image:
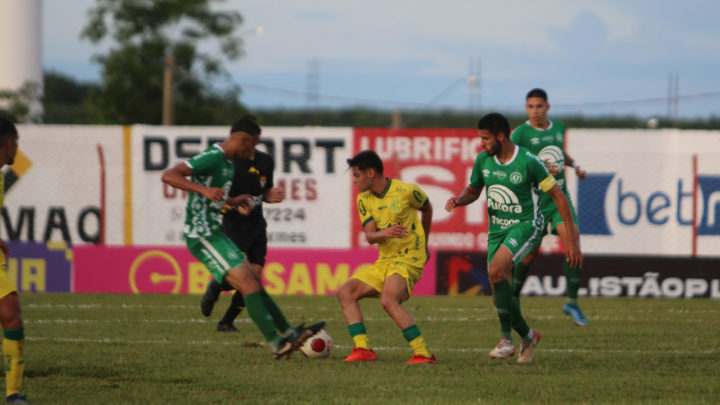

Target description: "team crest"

left=510, top=171, right=523, bottom=184
left=391, top=200, right=401, bottom=213
left=259, top=176, right=267, bottom=188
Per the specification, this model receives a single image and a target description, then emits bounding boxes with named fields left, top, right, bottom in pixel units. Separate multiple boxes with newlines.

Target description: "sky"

left=42, top=0, right=720, bottom=119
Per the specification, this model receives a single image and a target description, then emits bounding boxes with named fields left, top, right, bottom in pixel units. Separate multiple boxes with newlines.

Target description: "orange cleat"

left=405, top=354, right=437, bottom=365
left=343, top=347, right=377, bottom=362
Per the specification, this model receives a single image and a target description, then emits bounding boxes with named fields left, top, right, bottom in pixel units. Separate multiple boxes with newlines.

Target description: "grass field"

left=19, top=293, right=720, bottom=404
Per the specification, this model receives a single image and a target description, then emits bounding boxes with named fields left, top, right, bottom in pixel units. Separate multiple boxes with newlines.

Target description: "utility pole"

left=162, top=52, right=174, bottom=126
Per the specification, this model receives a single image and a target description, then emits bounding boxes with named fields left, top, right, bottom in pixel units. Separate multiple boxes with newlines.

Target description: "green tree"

left=43, top=71, right=97, bottom=123
left=0, top=82, right=42, bottom=123
left=81, top=0, right=247, bottom=124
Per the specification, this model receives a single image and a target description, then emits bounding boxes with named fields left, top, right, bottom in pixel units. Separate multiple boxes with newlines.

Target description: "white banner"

left=130, top=125, right=353, bottom=248
left=4, top=125, right=125, bottom=245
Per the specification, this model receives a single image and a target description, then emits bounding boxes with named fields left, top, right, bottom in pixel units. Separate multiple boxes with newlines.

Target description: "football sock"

left=510, top=297, right=531, bottom=338
left=259, top=289, right=290, bottom=332
left=564, top=261, right=582, bottom=301
left=492, top=280, right=513, bottom=341
left=522, top=329, right=537, bottom=343
left=348, top=322, right=371, bottom=350
left=512, top=261, right=530, bottom=300
left=402, top=324, right=431, bottom=357
left=207, top=278, right=224, bottom=296
left=3, top=328, right=24, bottom=397
left=219, top=291, right=245, bottom=325
left=244, top=291, right=280, bottom=343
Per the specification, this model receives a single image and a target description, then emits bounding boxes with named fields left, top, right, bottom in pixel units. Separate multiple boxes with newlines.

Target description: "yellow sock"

left=409, top=336, right=431, bottom=357
left=352, top=334, right=371, bottom=350
left=3, top=338, right=25, bottom=397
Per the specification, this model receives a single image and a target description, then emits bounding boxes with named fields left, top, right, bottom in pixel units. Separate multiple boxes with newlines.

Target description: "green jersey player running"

left=446, top=113, right=583, bottom=362
left=511, top=88, right=588, bottom=326
left=162, top=115, right=324, bottom=359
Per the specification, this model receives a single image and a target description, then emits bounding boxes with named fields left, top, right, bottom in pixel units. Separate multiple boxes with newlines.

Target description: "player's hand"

left=544, top=159, right=561, bottom=176
left=265, top=187, right=285, bottom=203
left=383, top=225, right=407, bottom=239
left=445, top=197, right=460, bottom=212
left=565, top=243, right=584, bottom=269
left=575, top=166, right=587, bottom=180
left=0, top=240, right=9, bottom=257
left=202, top=187, right=225, bottom=202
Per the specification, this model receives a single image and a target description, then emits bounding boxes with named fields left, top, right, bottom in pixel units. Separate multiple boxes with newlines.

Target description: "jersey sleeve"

left=510, top=127, right=524, bottom=146
left=356, top=194, right=374, bottom=227
left=526, top=151, right=557, bottom=192
left=264, top=155, right=275, bottom=191
left=187, top=148, right=222, bottom=175
left=468, top=153, right=486, bottom=190
left=408, top=183, right=429, bottom=210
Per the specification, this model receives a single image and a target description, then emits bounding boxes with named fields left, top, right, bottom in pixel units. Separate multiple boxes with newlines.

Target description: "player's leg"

left=200, top=278, right=228, bottom=318
left=487, top=243, right=517, bottom=359
left=0, top=285, right=26, bottom=403
left=380, top=271, right=436, bottom=364
left=512, top=247, right=539, bottom=303
left=555, top=221, right=588, bottom=326
left=337, top=273, right=379, bottom=362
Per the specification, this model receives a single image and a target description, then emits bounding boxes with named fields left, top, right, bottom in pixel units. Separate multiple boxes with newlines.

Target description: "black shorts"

left=222, top=218, right=268, bottom=267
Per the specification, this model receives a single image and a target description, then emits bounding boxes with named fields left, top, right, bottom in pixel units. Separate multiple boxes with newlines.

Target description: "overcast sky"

left=43, top=0, right=720, bottom=118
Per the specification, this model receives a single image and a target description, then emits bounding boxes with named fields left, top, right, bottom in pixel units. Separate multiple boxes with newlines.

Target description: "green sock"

left=244, top=291, right=279, bottom=343
left=492, top=280, right=513, bottom=341
left=260, top=289, right=291, bottom=332
left=564, top=261, right=582, bottom=301
left=512, top=262, right=530, bottom=301
left=510, top=296, right=530, bottom=338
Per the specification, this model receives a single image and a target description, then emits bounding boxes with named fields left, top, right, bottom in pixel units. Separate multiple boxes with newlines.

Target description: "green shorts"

left=186, top=233, right=247, bottom=282
left=541, top=191, right=579, bottom=236
left=487, top=222, right=543, bottom=265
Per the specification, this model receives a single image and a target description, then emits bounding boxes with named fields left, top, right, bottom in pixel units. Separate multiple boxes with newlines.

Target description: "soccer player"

left=162, top=116, right=323, bottom=359
left=445, top=113, right=582, bottom=363
left=337, top=150, right=436, bottom=365
left=199, top=116, right=285, bottom=332
left=510, top=88, right=588, bottom=326
left=0, top=118, right=28, bottom=404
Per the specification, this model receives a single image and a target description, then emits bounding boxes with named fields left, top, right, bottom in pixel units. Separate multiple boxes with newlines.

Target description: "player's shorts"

left=352, top=259, right=423, bottom=296
left=487, top=222, right=544, bottom=265
left=541, top=190, right=579, bottom=236
left=0, top=255, right=18, bottom=299
left=222, top=218, right=267, bottom=266
left=186, top=233, right=247, bottom=282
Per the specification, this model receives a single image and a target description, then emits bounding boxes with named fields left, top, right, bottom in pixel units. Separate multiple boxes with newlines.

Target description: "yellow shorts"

left=352, top=259, right=423, bottom=296
left=0, top=255, right=17, bottom=299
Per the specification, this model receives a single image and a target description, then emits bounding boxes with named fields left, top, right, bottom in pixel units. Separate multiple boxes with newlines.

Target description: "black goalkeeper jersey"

left=223, top=150, right=274, bottom=224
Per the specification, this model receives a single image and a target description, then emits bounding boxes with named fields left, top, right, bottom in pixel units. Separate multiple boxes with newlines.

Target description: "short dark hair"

left=0, top=117, right=18, bottom=142
left=347, top=150, right=383, bottom=175
left=230, top=115, right=261, bottom=136
left=526, top=88, right=548, bottom=101
left=477, top=113, right=510, bottom=138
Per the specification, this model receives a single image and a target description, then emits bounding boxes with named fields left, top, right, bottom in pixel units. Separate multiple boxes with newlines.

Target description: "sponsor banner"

left=73, top=246, right=437, bottom=296
left=6, top=241, right=72, bottom=292
left=5, top=125, right=125, bottom=245
left=567, top=130, right=720, bottom=256
left=435, top=251, right=720, bottom=298
left=132, top=126, right=353, bottom=248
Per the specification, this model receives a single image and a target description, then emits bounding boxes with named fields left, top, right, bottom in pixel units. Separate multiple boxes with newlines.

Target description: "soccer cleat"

left=5, top=394, right=28, bottom=404
left=488, top=338, right=516, bottom=359
left=405, top=354, right=437, bottom=365
left=563, top=303, right=589, bottom=326
left=286, top=321, right=326, bottom=340
left=274, top=322, right=323, bottom=360
left=344, top=347, right=377, bottom=362
left=200, top=285, right=220, bottom=317
left=518, top=330, right=541, bottom=363
left=216, top=322, right=239, bottom=332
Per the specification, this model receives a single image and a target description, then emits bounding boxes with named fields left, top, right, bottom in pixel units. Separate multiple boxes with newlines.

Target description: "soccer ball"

left=300, top=329, right=333, bottom=358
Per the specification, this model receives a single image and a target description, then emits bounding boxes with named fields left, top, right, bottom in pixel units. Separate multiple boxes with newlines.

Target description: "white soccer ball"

left=300, top=329, right=333, bottom=358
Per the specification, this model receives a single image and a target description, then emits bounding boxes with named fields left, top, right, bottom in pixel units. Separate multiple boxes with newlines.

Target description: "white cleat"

left=489, top=338, right=515, bottom=359
left=518, top=330, right=541, bottom=363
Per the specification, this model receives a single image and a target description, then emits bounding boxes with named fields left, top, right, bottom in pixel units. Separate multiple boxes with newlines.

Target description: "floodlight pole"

left=162, top=52, right=174, bottom=126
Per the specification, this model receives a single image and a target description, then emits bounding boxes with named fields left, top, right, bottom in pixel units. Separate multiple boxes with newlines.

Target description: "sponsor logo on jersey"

left=530, top=138, right=540, bottom=145
left=482, top=169, right=490, bottom=178
left=413, top=190, right=424, bottom=203
left=487, top=185, right=522, bottom=214
left=358, top=200, right=367, bottom=216
left=249, top=166, right=259, bottom=175
left=493, top=170, right=507, bottom=180
left=508, top=238, right=518, bottom=247
left=538, top=145, right=565, bottom=167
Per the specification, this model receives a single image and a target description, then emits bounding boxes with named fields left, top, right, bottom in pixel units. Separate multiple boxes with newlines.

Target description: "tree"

left=81, top=0, right=247, bottom=124
left=0, top=82, right=42, bottom=123
left=43, top=71, right=97, bottom=123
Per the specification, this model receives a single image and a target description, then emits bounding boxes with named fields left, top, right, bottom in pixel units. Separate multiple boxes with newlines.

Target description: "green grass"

left=19, top=294, right=720, bottom=404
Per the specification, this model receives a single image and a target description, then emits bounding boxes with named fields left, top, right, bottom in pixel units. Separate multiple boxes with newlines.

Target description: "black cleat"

left=216, top=322, right=239, bottom=332
left=200, top=285, right=220, bottom=317
left=6, top=394, right=28, bottom=404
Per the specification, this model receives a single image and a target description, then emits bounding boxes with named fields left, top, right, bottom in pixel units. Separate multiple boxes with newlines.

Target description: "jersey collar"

left=525, top=119, right=554, bottom=131
left=493, top=144, right=519, bottom=166
left=373, top=178, right=392, bottom=198
left=212, top=143, right=232, bottom=163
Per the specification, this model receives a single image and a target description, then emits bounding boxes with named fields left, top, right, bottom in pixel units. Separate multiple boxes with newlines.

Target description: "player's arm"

left=161, top=163, right=225, bottom=202
left=362, top=219, right=407, bottom=245
left=545, top=185, right=583, bottom=268
left=0, top=239, right=9, bottom=257
left=445, top=185, right=482, bottom=212
left=563, top=151, right=586, bottom=180
left=420, top=200, right=433, bottom=257
left=262, top=158, right=285, bottom=203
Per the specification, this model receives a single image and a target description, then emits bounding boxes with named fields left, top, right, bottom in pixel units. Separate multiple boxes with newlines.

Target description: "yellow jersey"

left=356, top=178, right=429, bottom=263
